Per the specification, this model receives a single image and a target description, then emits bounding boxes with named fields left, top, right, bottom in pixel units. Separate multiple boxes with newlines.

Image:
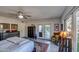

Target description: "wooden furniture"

left=0, top=31, right=20, bottom=41
left=27, top=26, right=36, bottom=38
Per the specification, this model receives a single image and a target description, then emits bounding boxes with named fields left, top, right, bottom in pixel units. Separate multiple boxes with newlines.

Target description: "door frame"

left=37, top=24, right=51, bottom=39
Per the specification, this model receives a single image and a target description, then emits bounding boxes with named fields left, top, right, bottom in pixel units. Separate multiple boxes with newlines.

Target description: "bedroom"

left=0, top=6, right=78, bottom=52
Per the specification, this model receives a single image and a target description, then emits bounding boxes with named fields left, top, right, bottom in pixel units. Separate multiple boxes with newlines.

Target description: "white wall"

left=25, top=19, right=61, bottom=38
left=0, top=16, right=26, bottom=37
left=0, top=15, right=61, bottom=38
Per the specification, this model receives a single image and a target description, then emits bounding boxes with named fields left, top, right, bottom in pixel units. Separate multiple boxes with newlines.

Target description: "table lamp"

left=60, top=31, right=68, bottom=38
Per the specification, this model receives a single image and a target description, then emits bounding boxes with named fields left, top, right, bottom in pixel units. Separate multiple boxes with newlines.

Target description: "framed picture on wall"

left=54, top=24, right=59, bottom=31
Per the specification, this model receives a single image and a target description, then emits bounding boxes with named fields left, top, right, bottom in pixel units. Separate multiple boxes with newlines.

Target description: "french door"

left=44, top=25, right=51, bottom=39
left=38, top=24, right=51, bottom=39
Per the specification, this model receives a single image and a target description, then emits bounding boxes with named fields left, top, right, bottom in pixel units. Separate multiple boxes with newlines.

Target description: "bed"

left=0, top=37, right=34, bottom=52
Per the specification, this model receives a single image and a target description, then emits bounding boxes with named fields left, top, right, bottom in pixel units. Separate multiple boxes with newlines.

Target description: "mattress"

left=0, top=37, right=34, bottom=52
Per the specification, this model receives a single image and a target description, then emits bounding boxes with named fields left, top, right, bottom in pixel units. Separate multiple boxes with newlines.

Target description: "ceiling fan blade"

left=8, top=13, right=17, bottom=16
left=23, top=16, right=27, bottom=19
left=25, top=15, right=31, bottom=17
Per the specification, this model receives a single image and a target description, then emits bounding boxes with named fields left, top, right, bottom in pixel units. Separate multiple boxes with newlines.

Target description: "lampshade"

left=60, top=31, right=68, bottom=38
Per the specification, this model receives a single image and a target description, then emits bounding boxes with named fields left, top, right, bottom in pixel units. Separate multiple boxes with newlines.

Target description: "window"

left=65, top=15, right=72, bottom=38
left=65, top=15, right=72, bottom=32
left=76, top=10, right=79, bottom=51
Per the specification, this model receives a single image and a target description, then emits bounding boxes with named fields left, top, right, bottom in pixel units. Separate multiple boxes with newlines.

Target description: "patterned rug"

left=23, top=37, right=49, bottom=52
left=35, top=42, right=49, bottom=52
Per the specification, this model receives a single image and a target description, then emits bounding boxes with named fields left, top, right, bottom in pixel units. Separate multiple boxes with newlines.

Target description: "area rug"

left=35, top=42, right=49, bottom=52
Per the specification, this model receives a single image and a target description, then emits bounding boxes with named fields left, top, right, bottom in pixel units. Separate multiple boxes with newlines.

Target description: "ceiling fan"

left=17, top=10, right=31, bottom=19
left=0, top=7, right=32, bottom=20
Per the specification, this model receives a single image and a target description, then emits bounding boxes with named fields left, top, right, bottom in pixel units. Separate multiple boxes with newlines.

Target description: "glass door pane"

left=38, top=25, right=43, bottom=38
left=44, top=25, right=51, bottom=39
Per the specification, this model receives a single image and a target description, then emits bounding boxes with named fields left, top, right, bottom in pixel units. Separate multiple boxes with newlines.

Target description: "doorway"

left=38, top=24, right=51, bottom=39
left=27, top=25, right=36, bottom=38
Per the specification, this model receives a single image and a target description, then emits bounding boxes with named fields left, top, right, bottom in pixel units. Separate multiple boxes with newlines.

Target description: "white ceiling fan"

left=5, top=7, right=32, bottom=20
left=17, top=10, right=31, bottom=19
left=0, top=7, right=32, bottom=21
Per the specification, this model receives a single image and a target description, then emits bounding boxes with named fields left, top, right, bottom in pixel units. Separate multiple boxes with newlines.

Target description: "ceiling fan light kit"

left=18, top=14, right=24, bottom=19
left=18, top=11, right=24, bottom=19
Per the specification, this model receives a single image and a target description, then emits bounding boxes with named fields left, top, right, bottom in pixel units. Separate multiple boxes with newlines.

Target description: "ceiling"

left=0, top=6, right=66, bottom=20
